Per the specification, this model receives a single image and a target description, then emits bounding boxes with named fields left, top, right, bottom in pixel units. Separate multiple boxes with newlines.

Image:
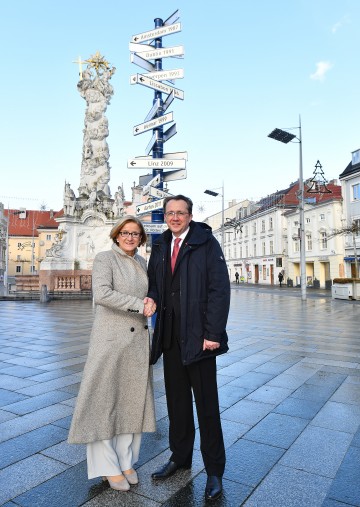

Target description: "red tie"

left=171, top=238, right=181, bottom=273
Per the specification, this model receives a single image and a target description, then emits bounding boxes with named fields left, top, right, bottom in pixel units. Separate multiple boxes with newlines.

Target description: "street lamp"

left=268, top=117, right=306, bottom=301
left=204, top=183, right=225, bottom=251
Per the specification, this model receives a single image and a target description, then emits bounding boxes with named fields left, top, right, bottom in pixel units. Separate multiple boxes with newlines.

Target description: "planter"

left=313, top=279, right=320, bottom=289
left=332, top=278, right=360, bottom=300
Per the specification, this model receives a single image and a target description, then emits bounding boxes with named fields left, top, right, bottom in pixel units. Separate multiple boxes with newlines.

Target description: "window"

left=261, top=220, right=265, bottom=233
left=263, top=265, right=266, bottom=280
left=319, top=214, right=325, bottom=221
left=352, top=183, right=360, bottom=200
left=46, top=234, right=52, bottom=241
left=262, top=242, right=266, bottom=255
left=245, top=226, right=248, bottom=237
left=294, top=220, right=299, bottom=226
left=245, top=245, right=249, bottom=257
left=306, top=233, right=312, bottom=251
left=354, top=219, right=360, bottom=237
left=16, top=265, right=21, bottom=273
left=240, top=246, right=243, bottom=258
left=253, top=244, right=257, bottom=257
left=17, top=242, right=22, bottom=248
left=16, top=255, right=21, bottom=261
left=270, top=240, right=274, bottom=255
left=293, top=240, right=299, bottom=252
left=306, top=218, right=311, bottom=224
left=269, top=217, right=273, bottom=230
left=30, top=265, right=36, bottom=273
left=252, top=222, right=257, bottom=234
left=321, top=231, right=327, bottom=249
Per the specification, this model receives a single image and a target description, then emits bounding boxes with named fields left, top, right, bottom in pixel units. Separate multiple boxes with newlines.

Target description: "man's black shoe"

left=205, top=475, right=222, bottom=501
left=151, top=460, right=189, bottom=479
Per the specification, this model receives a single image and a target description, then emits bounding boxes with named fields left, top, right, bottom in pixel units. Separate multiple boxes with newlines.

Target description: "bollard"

left=40, top=284, right=49, bottom=303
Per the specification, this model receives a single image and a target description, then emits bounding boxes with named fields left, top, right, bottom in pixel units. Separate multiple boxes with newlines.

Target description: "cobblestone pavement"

left=0, top=286, right=359, bottom=507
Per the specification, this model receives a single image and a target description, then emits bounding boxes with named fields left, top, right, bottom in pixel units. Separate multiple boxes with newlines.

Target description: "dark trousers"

left=163, top=338, right=226, bottom=477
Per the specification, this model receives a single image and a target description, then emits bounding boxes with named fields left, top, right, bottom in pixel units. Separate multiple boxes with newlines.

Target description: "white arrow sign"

left=163, top=123, right=177, bottom=142
left=130, top=69, right=184, bottom=85
left=163, top=169, right=187, bottom=182
left=138, top=45, right=184, bottom=61
left=164, top=9, right=180, bottom=26
left=141, top=174, right=161, bottom=194
left=145, top=132, right=157, bottom=155
left=128, top=158, right=186, bottom=169
left=143, top=222, right=168, bottom=234
left=143, top=98, right=161, bottom=122
left=133, top=112, right=174, bottom=136
left=135, top=151, right=188, bottom=161
left=133, top=74, right=184, bottom=100
left=129, top=42, right=154, bottom=53
left=136, top=199, right=164, bottom=215
left=149, top=187, right=173, bottom=199
left=131, top=22, right=181, bottom=43
left=130, top=53, right=156, bottom=72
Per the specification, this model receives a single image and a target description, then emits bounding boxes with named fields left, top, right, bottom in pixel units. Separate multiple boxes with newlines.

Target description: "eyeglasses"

left=118, top=231, right=141, bottom=238
left=164, top=211, right=189, bottom=218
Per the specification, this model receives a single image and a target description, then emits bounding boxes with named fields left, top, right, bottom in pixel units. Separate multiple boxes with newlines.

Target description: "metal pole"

left=221, top=182, right=225, bottom=252
left=298, top=116, right=306, bottom=300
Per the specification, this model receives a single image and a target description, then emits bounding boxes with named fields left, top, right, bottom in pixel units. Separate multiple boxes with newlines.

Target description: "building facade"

left=339, top=149, right=360, bottom=277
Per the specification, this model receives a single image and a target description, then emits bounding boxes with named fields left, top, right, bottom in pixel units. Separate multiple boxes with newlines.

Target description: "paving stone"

left=254, top=361, right=290, bottom=375
left=218, top=384, right=252, bottom=408
left=351, top=426, right=360, bottom=448
left=0, top=374, right=37, bottom=391
left=82, top=487, right=160, bottom=506
left=305, top=371, right=347, bottom=388
left=330, top=382, right=360, bottom=405
left=41, top=440, right=86, bottom=465
left=26, top=368, right=79, bottom=382
left=243, top=412, right=309, bottom=449
left=245, top=385, right=293, bottom=405
left=0, top=403, right=73, bottom=443
left=11, top=461, right=103, bottom=507
left=2, top=390, right=74, bottom=415
left=311, top=401, right=360, bottom=434
left=324, top=445, right=360, bottom=506
left=0, top=388, right=29, bottom=407
left=273, top=397, right=325, bottom=420
left=243, top=464, right=331, bottom=507
left=224, top=438, right=284, bottom=487
left=0, top=453, right=69, bottom=505
left=16, top=374, right=82, bottom=396
left=280, top=425, right=353, bottom=478
left=0, top=365, right=47, bottom=377
left=227, top=371, right=274, bottom=390
left=0, top=409, right=18, bottom=424
left=162, top=471, right=252, bottom=507
left=291, top=383, right=338, bottom=403
left=51, top=415, right=73, bottom=430
left=222, top=399, right=275, bottom=426
left=0, top=424, right=68, bottom=469
left=217, top=361, right=254, bottom=377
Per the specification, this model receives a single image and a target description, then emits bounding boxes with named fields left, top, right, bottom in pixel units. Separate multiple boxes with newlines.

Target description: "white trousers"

left=86, top=433, right=142, bottom=479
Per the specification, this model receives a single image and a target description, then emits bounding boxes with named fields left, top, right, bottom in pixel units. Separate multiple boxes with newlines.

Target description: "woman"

left=68, top=216, right=156, bottom=491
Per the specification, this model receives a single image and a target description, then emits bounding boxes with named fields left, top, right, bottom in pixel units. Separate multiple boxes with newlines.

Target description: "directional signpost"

left=129, top=9, right=187, bottom=236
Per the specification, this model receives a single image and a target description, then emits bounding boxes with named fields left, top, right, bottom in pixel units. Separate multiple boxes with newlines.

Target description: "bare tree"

left=328, top=221, right=360, bottom=278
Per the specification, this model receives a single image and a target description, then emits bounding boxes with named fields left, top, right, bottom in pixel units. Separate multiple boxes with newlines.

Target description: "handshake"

left=143, top=297, right=156, bottom=317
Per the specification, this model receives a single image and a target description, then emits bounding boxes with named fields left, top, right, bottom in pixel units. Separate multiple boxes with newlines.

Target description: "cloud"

left=310, top=61, right=333, bottom=81
left=332, top=14, right=350, bottom=33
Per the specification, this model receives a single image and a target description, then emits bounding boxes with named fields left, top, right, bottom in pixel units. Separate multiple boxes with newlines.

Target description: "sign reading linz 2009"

left=127, top=158, right=186, bottom=169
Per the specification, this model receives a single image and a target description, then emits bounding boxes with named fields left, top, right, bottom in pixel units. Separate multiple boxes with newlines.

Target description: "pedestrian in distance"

left=68, top=216, right=156, bottom=492
left=147, top=194, right=230, bottom=502
left=235, top=271, right=240, bottom=284
left=278, top=271, right=284, bottom=287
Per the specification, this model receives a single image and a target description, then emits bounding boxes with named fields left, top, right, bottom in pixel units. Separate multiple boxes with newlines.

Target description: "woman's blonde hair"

left=109, top=216, right=147, bottom=246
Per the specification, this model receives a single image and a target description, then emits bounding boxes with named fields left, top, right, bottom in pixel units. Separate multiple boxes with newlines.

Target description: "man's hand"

left=144, top=297, right=156, bottom=317
left=203, top=339, right=220, bottom=351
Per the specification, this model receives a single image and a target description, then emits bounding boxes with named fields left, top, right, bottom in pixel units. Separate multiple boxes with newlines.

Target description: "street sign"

left=143, top=222, right=168, bottom=234
left=129, top=42, right=154, bottom=53
left=133, top=112, right=174, bottom=136
left=134, top=151, right=188, bottom=161
left=133, top=74, right=184, bottom=100
left=163, top=91, right=175, bottom=113
left=149, top=187, right=173, bottom=199
left=163, top=123, right=177, bottom=143
left=130, top=53, right=156, bottom=73
left=139, top=45, right=184, bottom=61
left=131, top=22, right=181, bottom=43
left=136, top=198, right=164, bottom=215
left=163, top=169, right=187, bottom=182
left=128, top=158, right=186, bottom=169
left=164, top=9, right=180, bottom=26
left=131, top=69, right=184, bottom=83
left=141, top=174, right=161, bottom=194
left=145, top=132, right=157, bottom=155
left=143, top=98, right=161, bottom=122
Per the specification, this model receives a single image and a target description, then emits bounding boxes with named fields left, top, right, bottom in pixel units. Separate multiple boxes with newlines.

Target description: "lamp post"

left=268, top=117, right=306, bottom=301
left=204, top=182, right=225, bottom=251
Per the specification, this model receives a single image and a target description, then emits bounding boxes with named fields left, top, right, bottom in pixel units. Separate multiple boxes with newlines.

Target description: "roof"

left=339, top=160, right=360, bottom=179
left=4, top=209, right=61, bottom=237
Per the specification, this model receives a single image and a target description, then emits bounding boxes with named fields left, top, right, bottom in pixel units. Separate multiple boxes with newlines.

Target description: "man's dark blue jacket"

left=147, top=220, right=230, bottom=365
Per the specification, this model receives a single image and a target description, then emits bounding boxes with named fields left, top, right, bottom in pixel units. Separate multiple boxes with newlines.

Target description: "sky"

left=1, top=0, right=359, bottom=221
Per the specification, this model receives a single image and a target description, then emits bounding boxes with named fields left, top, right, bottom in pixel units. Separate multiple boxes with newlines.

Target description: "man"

left=147, top=195, right=230, bottom=502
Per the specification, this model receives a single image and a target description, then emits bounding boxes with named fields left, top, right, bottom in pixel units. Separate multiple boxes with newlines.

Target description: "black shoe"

left=205, top=475, right=222, bottom=501
left=151, top=460, right=189, bottom=479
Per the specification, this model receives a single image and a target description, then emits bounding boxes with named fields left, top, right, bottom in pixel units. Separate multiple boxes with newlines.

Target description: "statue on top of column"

left=77, top=52, right=116, bottom=202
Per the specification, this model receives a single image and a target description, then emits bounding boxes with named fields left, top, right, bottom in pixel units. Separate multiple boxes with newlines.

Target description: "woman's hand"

left=143, top=297, right=156, bottom=317
left=203, top=339, right=220, bottom=351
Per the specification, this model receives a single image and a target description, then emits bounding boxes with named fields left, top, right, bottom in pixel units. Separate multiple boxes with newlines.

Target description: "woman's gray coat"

left=68, top=243, right=156, bottom=444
